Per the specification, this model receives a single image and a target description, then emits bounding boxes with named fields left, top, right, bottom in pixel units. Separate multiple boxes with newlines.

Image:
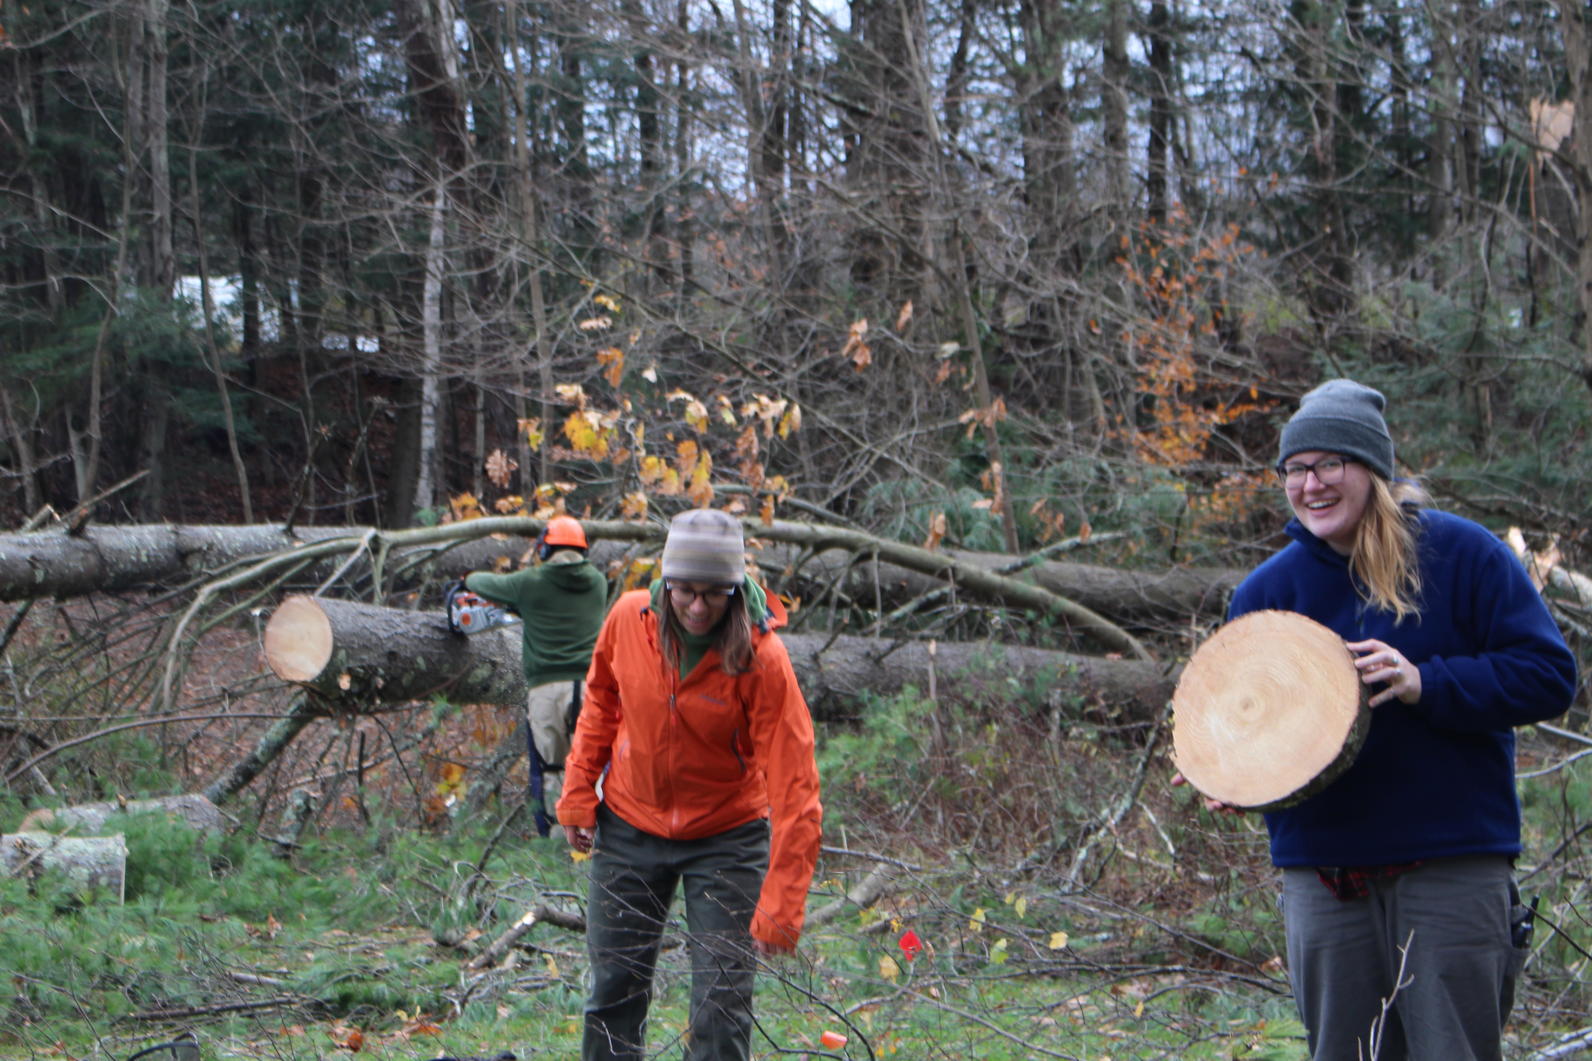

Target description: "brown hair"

left=657, top=588, right=756, bottom=675
left=1349, top=475, right=1429, bottom=622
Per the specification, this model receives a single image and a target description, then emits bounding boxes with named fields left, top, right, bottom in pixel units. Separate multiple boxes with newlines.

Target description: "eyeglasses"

left=664, top=580, right=738, bottom=606
left=1276, top=455, right=1356, bottom=486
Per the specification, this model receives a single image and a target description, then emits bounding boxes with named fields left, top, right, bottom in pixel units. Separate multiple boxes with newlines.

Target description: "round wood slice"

left=263, top=594, right=335, bottom=682
left=1172, top=610, right=1369, bottom=812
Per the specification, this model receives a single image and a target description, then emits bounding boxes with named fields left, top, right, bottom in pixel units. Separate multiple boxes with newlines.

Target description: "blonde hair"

left=658, top=590, right=755, bottom=675
left=1349, top=475, right=1429, bottom=622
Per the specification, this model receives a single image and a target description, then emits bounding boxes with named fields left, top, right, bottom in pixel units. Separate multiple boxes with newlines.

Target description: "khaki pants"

left=527, top=680, right=580, bottom=768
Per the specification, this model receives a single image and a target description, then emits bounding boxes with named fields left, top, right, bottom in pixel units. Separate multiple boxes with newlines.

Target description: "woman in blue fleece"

left=1225, top=380, right=1577, bottom=1061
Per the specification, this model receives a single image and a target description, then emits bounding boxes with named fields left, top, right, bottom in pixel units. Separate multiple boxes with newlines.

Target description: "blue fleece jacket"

left=1228, top=508, right=1577, bottom=868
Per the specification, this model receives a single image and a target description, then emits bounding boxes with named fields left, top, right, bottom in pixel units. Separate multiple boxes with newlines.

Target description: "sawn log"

left=1171, top=610, right=1368, bottom=811
left=263, top=594, right=1175, bottom=724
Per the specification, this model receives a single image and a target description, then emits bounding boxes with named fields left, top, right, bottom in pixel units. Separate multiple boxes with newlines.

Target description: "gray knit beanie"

left=1278, top=379, right=1395, bottom=479
left=660, top=509, right=745, bottom=584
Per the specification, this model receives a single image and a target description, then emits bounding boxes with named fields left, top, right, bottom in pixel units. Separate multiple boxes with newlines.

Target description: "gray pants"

left=1281, top=855, right=1524, bottom=1061
left=583, top=804, right=770, bottom=1061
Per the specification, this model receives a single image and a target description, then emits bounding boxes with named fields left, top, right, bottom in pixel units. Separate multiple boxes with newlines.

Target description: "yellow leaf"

left=1048, top=931, right=1070, bottom=950
left=879, top=955, right=901, bottom=983
left=570, top=850, right=590, bottom=863
left=776, top=403, right=801, bottom=439
left=545, top=954, right=561, bottom=977
left=1134, top=1000, right=1145, bottom=1018
left=518, top=417, right=544, bottom=450
left=716, top=394, right=738, bottom=426
left=684, top=399, right=709, bottom=433
left=990, top=938, right=1009, bottom=965
left=969, top=908, right=986, bottom=933
left=687, top=454, right=714, bottom=506
left=593, top=293, right=621, bottom=313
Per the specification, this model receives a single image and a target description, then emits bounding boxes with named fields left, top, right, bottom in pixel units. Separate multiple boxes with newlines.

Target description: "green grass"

left=5, top=698, right=1592, bottom=1060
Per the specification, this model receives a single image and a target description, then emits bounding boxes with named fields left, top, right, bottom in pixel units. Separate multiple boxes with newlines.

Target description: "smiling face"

left=1283, top=450, right=1373, bottom=554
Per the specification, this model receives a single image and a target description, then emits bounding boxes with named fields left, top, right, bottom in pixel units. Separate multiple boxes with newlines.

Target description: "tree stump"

left=1172, top=610, right=1368, bottom=811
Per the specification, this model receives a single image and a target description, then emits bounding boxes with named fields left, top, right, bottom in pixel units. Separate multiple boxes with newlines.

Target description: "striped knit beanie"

left=660, top=509, right=745, bottom=584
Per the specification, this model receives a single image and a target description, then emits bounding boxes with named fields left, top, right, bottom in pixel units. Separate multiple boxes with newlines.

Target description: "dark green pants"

left=583, top=804, right=770, bottom=1061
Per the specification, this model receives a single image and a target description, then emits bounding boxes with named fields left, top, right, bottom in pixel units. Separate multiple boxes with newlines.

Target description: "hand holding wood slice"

left=1172, top=610, right=1369, bottom=812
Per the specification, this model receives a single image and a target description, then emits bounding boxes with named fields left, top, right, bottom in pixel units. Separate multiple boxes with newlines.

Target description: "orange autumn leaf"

left=735, top=424, right=759, bottom=461
left=676, top=439, right=701, bottom=479
left=596, top=346, right=624, bottom=388
left=620, top=491, right=649, bottom=519
left=841, top=318, right=871, bottom=371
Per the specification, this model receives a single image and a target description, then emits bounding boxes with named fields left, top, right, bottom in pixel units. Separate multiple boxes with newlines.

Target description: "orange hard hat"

left=541, top=515, right=588, bottom=549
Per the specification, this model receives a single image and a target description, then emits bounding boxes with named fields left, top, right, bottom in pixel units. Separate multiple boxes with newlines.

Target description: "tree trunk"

left=1146, top=0, right=1172, bottom=224
left=18, top=793, right=223, bottom=836
left=262, top=595, right=1177, bottom=724
left=1553, top=0, right=1592, bottom=390
left=414, top=181, right=448, bottom=515
left=0, top=520, right=1244, bottom=630
left=2, top=832, right=127, bottom=900
left=1102, top=0, right=1131, bottom=207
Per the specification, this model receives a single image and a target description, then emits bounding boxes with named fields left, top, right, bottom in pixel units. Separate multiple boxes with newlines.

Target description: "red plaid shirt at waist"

left=1315, top=862, right=1425, bottom=900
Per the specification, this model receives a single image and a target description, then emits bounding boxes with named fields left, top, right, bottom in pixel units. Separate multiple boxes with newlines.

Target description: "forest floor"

left=3, top=597, right=1591, bottom=1059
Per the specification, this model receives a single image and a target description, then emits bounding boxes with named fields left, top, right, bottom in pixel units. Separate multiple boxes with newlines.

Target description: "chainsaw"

left=444, top=581, right=522, bottom=635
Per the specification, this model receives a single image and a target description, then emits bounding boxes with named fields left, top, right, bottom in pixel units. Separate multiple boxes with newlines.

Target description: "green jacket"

left=466, top=551, right=609, bottom=686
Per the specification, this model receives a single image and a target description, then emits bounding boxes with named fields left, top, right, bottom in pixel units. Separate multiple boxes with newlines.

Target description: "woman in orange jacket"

left=556, top=508, right=823, bottom=1061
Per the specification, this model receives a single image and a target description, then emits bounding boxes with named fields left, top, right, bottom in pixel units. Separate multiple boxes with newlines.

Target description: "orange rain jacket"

left=556, top=589, right=823, bottom=950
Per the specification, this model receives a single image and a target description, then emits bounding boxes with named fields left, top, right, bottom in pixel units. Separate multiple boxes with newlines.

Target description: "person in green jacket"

left=465, top=515, right=609, bottom=834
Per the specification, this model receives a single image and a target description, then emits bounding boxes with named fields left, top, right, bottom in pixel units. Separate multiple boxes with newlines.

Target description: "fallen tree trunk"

left=0, top=519, right=1240, bottom=630
left=18, top=793, right=224, bottom=836
left=2, top=832, right=127, bottom=899
left=263, top=595, right=1176, bottom=724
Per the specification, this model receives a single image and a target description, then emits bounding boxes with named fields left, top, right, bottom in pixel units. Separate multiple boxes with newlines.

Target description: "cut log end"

left=264, top=594, right=335, bottom=682
left=1172, top=610, right=1368, bottom=812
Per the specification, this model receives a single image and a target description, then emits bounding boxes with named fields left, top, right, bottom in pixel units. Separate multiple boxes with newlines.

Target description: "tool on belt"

left=444, top=581, right=521, bottom=635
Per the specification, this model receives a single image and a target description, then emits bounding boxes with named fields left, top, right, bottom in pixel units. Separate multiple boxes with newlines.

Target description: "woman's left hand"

left=1347, top=639, right=1421, bottom=707
left=753, top=937, right=795, bottom=958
